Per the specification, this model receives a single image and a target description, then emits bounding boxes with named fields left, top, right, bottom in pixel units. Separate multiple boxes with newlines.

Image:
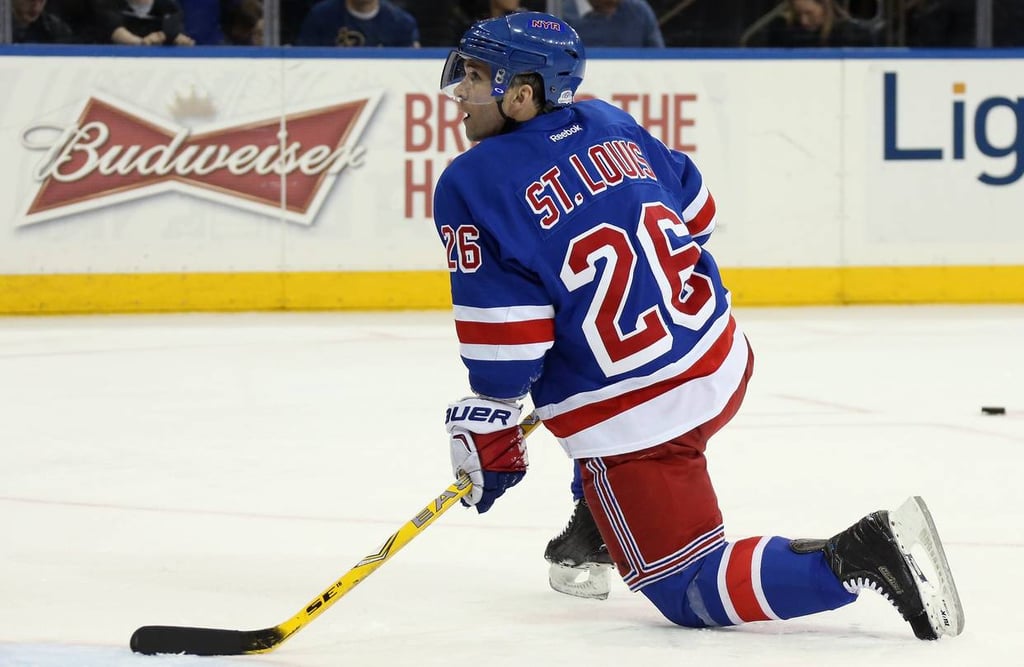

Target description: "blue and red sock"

left=641, top=536, right=856, bottom=627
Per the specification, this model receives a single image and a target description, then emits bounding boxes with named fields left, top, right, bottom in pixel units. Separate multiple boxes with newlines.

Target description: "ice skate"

left=804, top=496, right=965, bottom=639
left=545, top=498, right=614, bottom=600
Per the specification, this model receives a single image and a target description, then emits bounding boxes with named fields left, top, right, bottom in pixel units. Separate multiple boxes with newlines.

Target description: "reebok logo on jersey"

left=549, top=124, right=582, bottom=143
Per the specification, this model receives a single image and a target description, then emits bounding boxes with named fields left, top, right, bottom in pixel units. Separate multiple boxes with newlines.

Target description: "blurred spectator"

left=95, top=0, right=196, bottom=45
left=558, top=0, right=664, bottom=48
left=223, top=0, right=264, bottom=45
left=12, top=0, right=74, bottom=43
left=296, top=0, right=419, bottom=46
left=744, top=0, right=876, bottom=47
left=178, top=0, right=223, bottom=44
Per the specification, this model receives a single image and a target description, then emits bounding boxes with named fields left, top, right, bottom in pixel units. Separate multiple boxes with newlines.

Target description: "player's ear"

left=510, top=82, right=536, bottom=115
left=520, top=82, right=536, bottom=106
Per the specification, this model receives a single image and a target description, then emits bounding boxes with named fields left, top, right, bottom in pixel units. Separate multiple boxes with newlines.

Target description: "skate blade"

left=548, top=562, right=611, bottom=600
left=889, top=496, right=965, bottom=638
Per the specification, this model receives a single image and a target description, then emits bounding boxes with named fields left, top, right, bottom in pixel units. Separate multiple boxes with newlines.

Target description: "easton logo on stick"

left=18, top=91, right=382, bottom=227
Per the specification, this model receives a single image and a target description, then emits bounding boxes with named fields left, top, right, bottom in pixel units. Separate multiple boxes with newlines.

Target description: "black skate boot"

left=795, top=496, right=964, bottom=640
left=545, top=498, right=614, bottom=600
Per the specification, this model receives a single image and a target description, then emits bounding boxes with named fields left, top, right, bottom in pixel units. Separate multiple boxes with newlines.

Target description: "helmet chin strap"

left=495, top=96, right=520, bottom=135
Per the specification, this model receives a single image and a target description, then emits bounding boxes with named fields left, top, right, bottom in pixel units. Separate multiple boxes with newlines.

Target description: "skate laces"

left=842, top=577, right=910, bottom=620
left=843, top=577, right=890, bottom=600
left=553, top=501, right=583, bottom=540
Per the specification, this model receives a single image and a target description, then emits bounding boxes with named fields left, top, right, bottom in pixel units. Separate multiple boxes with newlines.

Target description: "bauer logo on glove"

left=445, top=403, right=516, bottom=428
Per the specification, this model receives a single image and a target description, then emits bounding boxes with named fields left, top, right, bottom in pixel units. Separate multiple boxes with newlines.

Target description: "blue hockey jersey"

left=434, top=100, right=749, bottom=458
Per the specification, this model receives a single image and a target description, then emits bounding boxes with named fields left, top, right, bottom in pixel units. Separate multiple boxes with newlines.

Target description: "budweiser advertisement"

left=20, top=90, right=381, bottom=227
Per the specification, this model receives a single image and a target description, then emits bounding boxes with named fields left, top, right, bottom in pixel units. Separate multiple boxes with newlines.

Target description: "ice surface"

left=1, top=306, right=1021, bottom=666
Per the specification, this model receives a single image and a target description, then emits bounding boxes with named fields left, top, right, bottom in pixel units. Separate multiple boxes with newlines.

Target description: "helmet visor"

left=440, top=51, right=504, bottom=106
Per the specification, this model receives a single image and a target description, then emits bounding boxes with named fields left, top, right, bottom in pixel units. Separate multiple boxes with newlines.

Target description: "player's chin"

left=464, top=122, right=497, bottom=143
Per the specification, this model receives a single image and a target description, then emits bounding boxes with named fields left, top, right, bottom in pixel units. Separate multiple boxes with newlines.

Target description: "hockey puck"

left=981, top=406, right=1006, bottom=415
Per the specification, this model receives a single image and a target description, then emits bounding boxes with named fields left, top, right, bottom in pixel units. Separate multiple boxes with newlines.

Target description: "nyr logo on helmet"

left=530, top=19, right=562, bottom=31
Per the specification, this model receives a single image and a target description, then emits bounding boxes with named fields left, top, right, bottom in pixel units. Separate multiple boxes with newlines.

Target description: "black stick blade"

left=130, top=625, right=284, bottom=656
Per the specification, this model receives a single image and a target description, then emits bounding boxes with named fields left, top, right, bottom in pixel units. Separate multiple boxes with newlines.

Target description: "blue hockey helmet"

left=440, top=12, right=586, bottom=109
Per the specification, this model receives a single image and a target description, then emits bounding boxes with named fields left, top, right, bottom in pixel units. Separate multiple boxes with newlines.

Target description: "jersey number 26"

left=561, top=202, right=716, bottom=377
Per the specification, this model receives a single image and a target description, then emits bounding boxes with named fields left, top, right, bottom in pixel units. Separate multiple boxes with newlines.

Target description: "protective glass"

left=440, top=52, right=504, bottom=106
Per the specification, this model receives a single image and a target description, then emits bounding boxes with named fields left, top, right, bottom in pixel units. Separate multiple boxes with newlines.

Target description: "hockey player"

left=436, top=11, right=964, bottom=639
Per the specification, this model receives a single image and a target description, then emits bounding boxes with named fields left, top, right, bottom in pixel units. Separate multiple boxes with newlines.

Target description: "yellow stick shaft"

left=257, top=409, right=542, bottom=652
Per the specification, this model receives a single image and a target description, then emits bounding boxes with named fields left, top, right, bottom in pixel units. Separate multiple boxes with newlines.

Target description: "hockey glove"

left=445, top=396, right=528, bottom=514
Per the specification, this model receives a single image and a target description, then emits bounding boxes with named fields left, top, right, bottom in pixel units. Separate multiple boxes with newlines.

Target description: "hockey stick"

left=130, top=410, right=542, bottom=656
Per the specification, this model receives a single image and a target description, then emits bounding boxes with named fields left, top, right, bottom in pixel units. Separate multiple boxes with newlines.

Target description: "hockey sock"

left=641, top=537, right=856, bottom=628
left=570, top=460, right=584, bottom=501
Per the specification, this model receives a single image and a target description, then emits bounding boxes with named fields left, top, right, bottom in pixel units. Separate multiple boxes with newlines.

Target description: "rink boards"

left=0, top=47, right=1021, bottom=313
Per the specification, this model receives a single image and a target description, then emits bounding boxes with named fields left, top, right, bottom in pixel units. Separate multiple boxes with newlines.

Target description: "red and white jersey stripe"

left=683, top=182, right=716, bottom=240
left=536, top=310, right=747, bottom=458
left=717, top=537, right=782, bottom=624
left=453, top=304, right=555, bottom=362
